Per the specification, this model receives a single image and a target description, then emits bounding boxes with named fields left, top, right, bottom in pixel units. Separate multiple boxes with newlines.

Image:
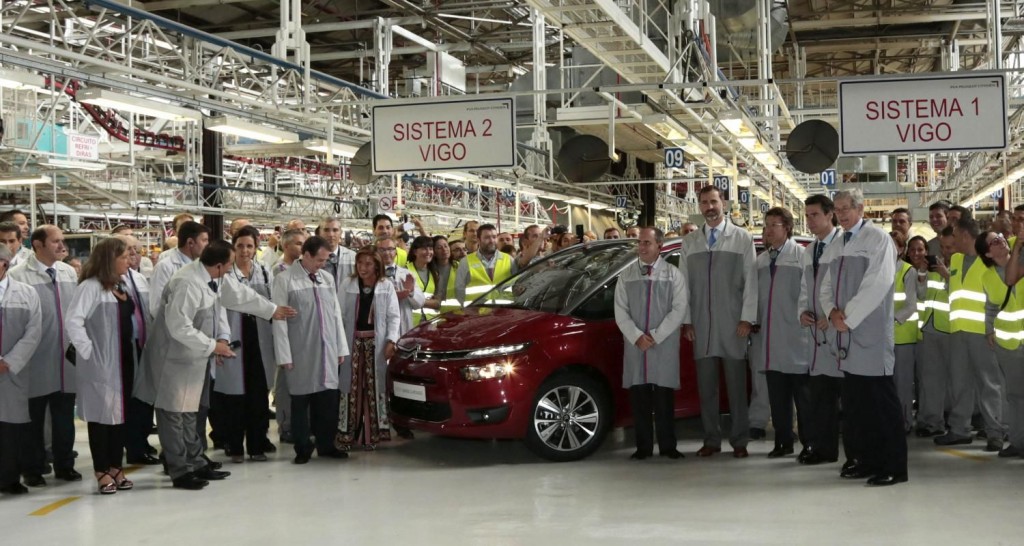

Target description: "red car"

left=388, top=235, right=807, bottom=461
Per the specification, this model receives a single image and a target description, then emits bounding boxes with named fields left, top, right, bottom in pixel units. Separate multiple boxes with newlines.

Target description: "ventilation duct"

left=709, top=0, right=789, bottom=63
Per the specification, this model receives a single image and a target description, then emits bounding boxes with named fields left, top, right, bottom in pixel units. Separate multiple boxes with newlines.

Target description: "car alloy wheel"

left=525, top=373, right=609, bottom=462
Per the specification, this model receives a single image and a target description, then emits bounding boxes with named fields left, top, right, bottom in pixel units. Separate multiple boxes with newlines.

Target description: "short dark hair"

left=940, top=225, right=955, bottom=238
left=892, top=207, right=911, bottom=219
left=766, top=207, right=795, bottom=238
left=0, top=209, right=25, bottom=223
left=199, top=240, right=234, bottom=267
left=0, top=221, right=21, bottom=239
left=177, top=221, right=210, bottom=248
left=954, top=216, right=980, bottom=239
left=976, top=232, right=1001, bottom=267
left=301, top=235, right=330, bottom=256
left=949, top=205, right=972, bottom=220
left=804, top=194, right=837, bottom=226
left=698, top=185, right=723, bottom=200
left=930, top=201, right=951, bottom=213
left=640, top=226, right=664, bottom=245
left=603, top=227, right=620, bottom=237
left=30, top=225, right=54, bottom=249
left=110, top=224, right=133, bottom=235
left=372, top=214, right=393, bottom=229
left=908, top=235, right=928, bottom=252
left=477, top=223, right=497, bottom=238
left=232, top=225, right=261, bottom=246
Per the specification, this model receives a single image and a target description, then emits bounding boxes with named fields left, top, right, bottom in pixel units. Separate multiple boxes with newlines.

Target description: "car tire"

left=525, top=373, right=610, bottom=462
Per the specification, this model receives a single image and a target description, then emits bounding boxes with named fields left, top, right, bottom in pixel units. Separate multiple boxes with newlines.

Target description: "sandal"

left=95, top=472, right=117, bottom=495
left=111, top=469, right=133, bottom=491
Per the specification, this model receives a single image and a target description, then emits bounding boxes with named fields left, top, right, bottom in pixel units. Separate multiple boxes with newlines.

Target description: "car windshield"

left=471, top=242, right=636, bottom=313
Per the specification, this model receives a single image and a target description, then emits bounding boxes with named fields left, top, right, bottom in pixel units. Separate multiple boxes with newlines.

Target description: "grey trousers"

left=948, top=331, right=1004, bottom=439
left=275, top=369, right=291, bottom=437
left=916, top=330, right=950, bottom=433
left=894, top=344, right=916, bottom=432
left=156, top=409, right=208, bottom=480
left=994, top=346, right=1024, bottom=448
left=696, top=357, right=749, bottom=448
left=748, top=358, right=769, bottom=430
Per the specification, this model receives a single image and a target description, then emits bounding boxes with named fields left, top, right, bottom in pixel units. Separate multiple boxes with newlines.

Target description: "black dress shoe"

left=797, top=447, right=810, bottom=462
left=840, top=465, right=873, bottom=479
left=54, top=469, right=82, bottom=482
left=841, top=459, right=858, bottom=473
left=22, top=474, right=46, bottom=487
left=914, top=428, right=944, bottom=438
left=200, top=454, right=223, bottom=470
left=293, top=453, right=311, bottom=465
left=749, top=428, right=766, bottom=440
left=126, top=454, right=161, bottom=465
left=998, top=444, right=1021, bottom=458
left=171, top=473, right=208, bottom=490
left=659, top=450, right=684, bottom=460
left=767, top=446, right=794, bottom=459
left=934, top=433, right=972, bottom=446
left=146, top=445, right=158, bottom=456
left=629, top=450, right=652, bottom=460
left=0, top=483, right=28, bottom=495
left=320, top=450, right=350, bottom=460
left=262, top=439, right=277, bottom=453
left=194, top=467, right=230, bottom=480
left=802, top=452, right=839, bottom=465
left=866, top=474, right=908, bottom=486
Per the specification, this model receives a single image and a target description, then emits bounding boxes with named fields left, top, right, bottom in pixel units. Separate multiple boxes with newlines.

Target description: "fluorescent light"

left=720, top=112, right=754, bottom=138
left=643, top=114, right=688, bottom=142
left=39, top=159, right=108, bottom=171
left=77, top=88, right=201, bottom=122
left=565, top=197, right=589, bottom=205
left=0, top=174, right=51, bottom=186
left=588, top=202, right=610, bottom=210
left=206, top=116, right=299, bottom=143
left=302, top=139, right=359, bottom=158
left=755, top=152, right=779, bottom=166
left=736, top=176, right=751, bottom=187
left=0, top=67, right=50, bottom=93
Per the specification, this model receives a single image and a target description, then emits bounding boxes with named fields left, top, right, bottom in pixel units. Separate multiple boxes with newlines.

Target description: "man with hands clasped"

left=614, top=227, right=689, bottom=460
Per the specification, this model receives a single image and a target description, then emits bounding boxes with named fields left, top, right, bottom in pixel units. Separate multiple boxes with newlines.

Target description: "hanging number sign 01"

left=664, top=147, right=685, bottom=169
left=820, top=169, right=837, bottom=187
left=712, top=175, right=730, bottom=201
left=738, top=189, right=750, bottom=205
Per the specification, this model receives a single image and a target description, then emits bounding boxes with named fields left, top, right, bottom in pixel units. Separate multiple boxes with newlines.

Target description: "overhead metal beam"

left=791, top=12, right=990, bottom=32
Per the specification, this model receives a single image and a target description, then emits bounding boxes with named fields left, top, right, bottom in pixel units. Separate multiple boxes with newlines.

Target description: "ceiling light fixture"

left=77, top=88, right=201, bottom=122
left=0, top=174, right=51, bottom=186
left=206, top=116, right=299, bottom=144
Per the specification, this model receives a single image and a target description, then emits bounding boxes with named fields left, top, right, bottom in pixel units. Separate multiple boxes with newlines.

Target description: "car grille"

left=390, top=396, right=452, bottom=422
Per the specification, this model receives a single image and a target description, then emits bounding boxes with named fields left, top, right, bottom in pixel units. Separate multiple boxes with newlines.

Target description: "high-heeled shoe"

left=95, top=472, right=117, bottom=495
left=111, top=469, right=133, bottom=491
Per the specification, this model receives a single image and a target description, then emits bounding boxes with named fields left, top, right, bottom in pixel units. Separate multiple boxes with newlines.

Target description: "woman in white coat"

left=212, top=226, right=276, bottom=462
left=65, top=238, right=136, bottom=494
left=337, top=248, right=400, bottom=450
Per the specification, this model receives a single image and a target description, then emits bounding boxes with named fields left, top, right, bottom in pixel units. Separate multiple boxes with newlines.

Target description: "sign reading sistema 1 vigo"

left=838, top=72, right=1007, bottom=155
left=371, top=97, right=515, bottom=173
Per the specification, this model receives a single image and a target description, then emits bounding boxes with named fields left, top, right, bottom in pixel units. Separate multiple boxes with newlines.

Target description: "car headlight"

left=464, top=343, right=531, bottom=358
left=460, top=362, right=515, bottom=381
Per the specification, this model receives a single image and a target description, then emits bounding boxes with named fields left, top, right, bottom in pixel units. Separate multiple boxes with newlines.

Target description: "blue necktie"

left=709, top=228, right=718, bottom=248
left=843, top=232, right=852, bottom=244
left=813, top=242, right=825, bottom=276
left=769, top=249, right=779, bottom=277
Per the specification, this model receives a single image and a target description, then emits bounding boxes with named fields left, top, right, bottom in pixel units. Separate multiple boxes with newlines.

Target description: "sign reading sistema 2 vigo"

left=838, top=72, right=1007, bottom=155
left=371, top=97, right=515, bottom=173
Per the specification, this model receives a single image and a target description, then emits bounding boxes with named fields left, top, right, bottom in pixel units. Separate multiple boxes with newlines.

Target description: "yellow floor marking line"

left=937, top=448, right=990, bottom=462
left=29, top=496, right=81, bottom=516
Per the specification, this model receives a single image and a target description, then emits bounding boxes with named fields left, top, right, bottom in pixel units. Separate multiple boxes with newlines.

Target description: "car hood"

left=399, top=307, right=558, bottom=351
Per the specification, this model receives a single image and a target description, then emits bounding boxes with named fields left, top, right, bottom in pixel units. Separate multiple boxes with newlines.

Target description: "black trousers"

left=213, top=389, right=269, bottom=456
left=125, top=397, right=155, bottom=459
left=805, top=375, right=845, bottom=460
left=26, top=392, right=76, bottom=475
left=86, top=422, right=125, bottom=472
left=629, top=384, right=676, bottom=455
left=842, top=372, right=908, bottom=477
left=291, top=389, right=340, bottom=457
left=765, top=371, right=810, bottom=449
left=0, top=421, right=28, bottom=486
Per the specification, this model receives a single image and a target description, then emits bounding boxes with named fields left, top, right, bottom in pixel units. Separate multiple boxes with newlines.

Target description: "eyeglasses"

left=378, top=248, right=397, bottom=253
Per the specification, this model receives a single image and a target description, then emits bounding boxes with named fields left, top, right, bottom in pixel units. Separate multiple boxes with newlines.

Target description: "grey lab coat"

left=9, top=255, right=78, bottom=397
left=614, top=257, right=689, bottom=389
left=797, top=228, right=844, bottom=378
left=338, top=277, right=400, bottom=396
left=65, top=278, right=133, bottom=425
left=136, top=261, right=275, bottom=413
left=679, top=220, right=758, bottom=360
left=750, top=239, right=810, bottom=375
left=819, top=221, right=897, bottom=376
left=0, top=278, right=42, bottom=423
left=214, top=263, right=277, bottom=394
left=272, top=262, right=349, bottom=396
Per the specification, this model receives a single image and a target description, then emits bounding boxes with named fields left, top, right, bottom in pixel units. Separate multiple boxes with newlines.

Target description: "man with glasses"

left=820, top=189, right=905, bottom=486
left=376, top=238, right=423, bottom=335
left=317, top=217, right=356, bottom=295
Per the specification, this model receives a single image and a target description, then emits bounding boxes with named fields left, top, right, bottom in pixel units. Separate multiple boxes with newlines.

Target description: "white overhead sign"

left=68, top=132, right=99, bottom=161
left=371, top=98, right=515, bottom=173
left=838, top=72, right=1007, bottom=155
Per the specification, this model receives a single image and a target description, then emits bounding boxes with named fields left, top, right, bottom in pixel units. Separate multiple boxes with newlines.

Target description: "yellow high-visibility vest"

left=894, top=261, right=920, bottom=345
left=462, top=252, right=513, bottom=304
left=983, top=267, right=1024, bottom=350
left=949, top=253, right=989, bottom=335
left=412, top=267, right=438, bottom=326
left=920, top=271, right=951, bottom=335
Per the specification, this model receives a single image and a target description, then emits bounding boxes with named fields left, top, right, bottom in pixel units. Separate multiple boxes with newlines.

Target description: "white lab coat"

left=272, top=262, right=349, bottom=395
left=384, top=265, right=425, bottom=335
left=338, top=277, right=400, bottom=396
left=214, top=263, right=277, bottom=394
left=148, top=247, right=191, bottom=320
left=65, top=279, right=133, bottom=425
left=9, top=255, right=78, bottom=397
left=0, top=278, right=42, bottom=423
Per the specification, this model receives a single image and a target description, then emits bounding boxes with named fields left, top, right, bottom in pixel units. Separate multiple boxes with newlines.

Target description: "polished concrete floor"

left=2, top=417, right=1022, bottom=545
